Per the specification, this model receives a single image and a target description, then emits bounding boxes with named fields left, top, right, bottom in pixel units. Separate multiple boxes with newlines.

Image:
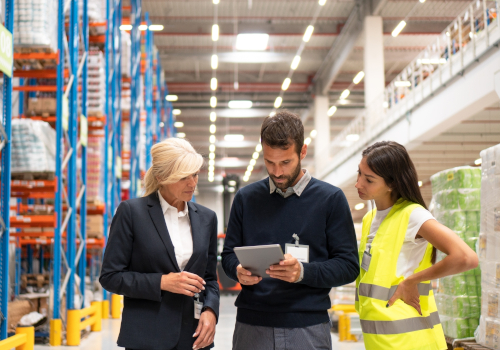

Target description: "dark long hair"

left=362, top=141, right=436, bottom=262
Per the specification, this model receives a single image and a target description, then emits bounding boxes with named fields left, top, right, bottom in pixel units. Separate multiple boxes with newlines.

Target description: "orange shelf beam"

left=14, top=52, right=59, bottom=62
left=11, top=215, right=56, bottom=228
left=11, top=180, right=56, bottom=193
left=14, top=69, right=69, bottom=79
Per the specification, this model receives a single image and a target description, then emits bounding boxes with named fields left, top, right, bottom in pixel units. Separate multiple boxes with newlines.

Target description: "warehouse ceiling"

left=124, top=0, right=480, bottom=207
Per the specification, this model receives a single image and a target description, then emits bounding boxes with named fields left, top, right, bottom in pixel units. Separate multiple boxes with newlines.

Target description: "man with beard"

left=221, top=110, right=359, bottom=350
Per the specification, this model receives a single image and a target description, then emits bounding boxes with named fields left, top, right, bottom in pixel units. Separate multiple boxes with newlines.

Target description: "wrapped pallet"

left=430, top=166, right=482, bottom=339
left=476, top=144, right=500, bottom=349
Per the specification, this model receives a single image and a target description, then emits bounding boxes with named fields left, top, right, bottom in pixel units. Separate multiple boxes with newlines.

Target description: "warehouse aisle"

left=35, top=295, right=365, bottom=350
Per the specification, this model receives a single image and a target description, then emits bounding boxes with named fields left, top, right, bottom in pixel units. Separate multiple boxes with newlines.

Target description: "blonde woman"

left=100, top=138, right=219, bottom=350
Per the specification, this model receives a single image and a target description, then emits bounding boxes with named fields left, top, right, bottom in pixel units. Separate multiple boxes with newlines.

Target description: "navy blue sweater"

left=221, top=177, right=359, bottom=328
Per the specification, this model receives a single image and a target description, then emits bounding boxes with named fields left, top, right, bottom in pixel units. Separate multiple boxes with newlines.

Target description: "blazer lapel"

left=147, top=192, right=181, bottom=272
left=183, top=202, right=203, bottom=272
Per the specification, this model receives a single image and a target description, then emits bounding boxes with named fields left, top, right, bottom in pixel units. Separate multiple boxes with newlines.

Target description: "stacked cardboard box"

left=83, top=51, right=106, bottom=116
left=431, top=166, right=482, bottom=339
left=476, top=144, right=500, bottom=349
left=11, top=119, right=56, bottom=173
left=26, top=97, right=56, bottom=116
left=86, top=215, right=103, bottom=238
left=7, top=300, right=34, bottom=333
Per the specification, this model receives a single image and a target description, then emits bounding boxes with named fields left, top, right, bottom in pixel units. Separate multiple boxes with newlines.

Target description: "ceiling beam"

left=313, top=0, right=369, bottom=95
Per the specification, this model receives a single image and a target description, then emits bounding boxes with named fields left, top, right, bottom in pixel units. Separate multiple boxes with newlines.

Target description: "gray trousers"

left=232, top=321, right=332, bottom=350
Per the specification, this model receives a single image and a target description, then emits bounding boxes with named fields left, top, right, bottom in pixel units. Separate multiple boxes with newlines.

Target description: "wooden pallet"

left=21, top=274, right=50, bottom=290
left=14, top=46, right=58, bottom=70
left=14, top=46, right=56, bottom=54
left=446, top=336, right=492, bottom=350
left=12, top=172, right=55, bottom=181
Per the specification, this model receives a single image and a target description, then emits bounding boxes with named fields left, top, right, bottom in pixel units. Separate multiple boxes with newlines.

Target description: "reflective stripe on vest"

left=355, top=283, right=431, bottom=302
left=361, top=311, right=441, bottom=335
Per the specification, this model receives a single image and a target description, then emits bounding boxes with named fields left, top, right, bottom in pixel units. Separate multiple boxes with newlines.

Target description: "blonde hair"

left=143, top=138, right=204, bottom=196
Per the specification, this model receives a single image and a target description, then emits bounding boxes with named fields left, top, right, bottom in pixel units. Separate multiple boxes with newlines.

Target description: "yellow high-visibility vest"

left=355, top=199, right=447, bottom=350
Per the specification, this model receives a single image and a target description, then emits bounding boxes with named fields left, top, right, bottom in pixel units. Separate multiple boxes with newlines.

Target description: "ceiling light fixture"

left=236, top=33, right=269, bottom=51
left=211, top=54, right=218, bottom=69
left=210, top=96, right=217, bottom=108
left=282, top=78, right=291, bottom=91
left=255, top=144, right=262, bottom=152
left=209, top=159, right=215, bottom=166
left=209, top=144, right=216, bottom=152
left=270, top=111, right=276, bottom=117
left=148, top=24, right=164, bottom=31
left=228, top=100, right=253, bottom=109
left=243, top=177, right=249, bottom=182
left=212, top=24, right=219, bottom=41
left=394, top=81, right=411, bottom=87
left=304, top=137, right=312, bottom=145
left=173, top=109, right=181, bottom=115
left=475, top=158, right=482, bottom=165
left=211, top=77, right=218, bottom=91
left=247, top=165, right=254, bottom=172
left=291, top=55, right=301, bottom=70
left=210, top=112, right=217, bottom=122
left=166, top=95, right=178, bottom=101
left=213, top=0, right=220, bottom=3
left=250, top=159, right=256, bottom=166
left=208, top=165, right=215, bottom=172
left=353, top=71, right=365, bottom=84
left=138, top=24, right=148, bottom=31
left=274, top=96, right=282, bottom=108
left=252, top=152, right=259, bottom=159
left=319, top=0, right=327, bottom=5
left=310, top=130, right=317, bottom=138
left=176, top=132, right=186, bottom=138
left=209, top=153, right=215, bottom=160
left=354, top=203, right=365, bottom=210
left=346, top=134, right=360, bottom=142
left=392, top=20, right=407, bottom=37
left=224, top=134, right=245, bottom=142
left=340, top=89, right=350, bottom=100
left=303, top=25, right=314, bottom=42
left=119, top=24, right=132, bottom=31
left=209, top=135, right=216, bottom=143
left=174, top=122, right=184, bottom=128
left=208, top=177, right=214, bottom=182
left=418, top=181, right=423, bottom=187
left=327, top=106, right=337, bottom=116
left=210, top=124, right=216, bottom=134
left=417, top=58, right=447, bottom=65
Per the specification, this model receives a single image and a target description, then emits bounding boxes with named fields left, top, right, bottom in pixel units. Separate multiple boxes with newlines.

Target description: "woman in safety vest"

left=355, top=141, right=478, bottom=350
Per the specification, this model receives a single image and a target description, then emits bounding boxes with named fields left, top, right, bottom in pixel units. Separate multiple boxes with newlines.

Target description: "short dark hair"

left=260, top=110, right=304, bottom=155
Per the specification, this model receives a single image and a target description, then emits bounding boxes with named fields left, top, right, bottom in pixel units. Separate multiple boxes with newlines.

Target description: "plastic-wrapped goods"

left=86, top=136, right=103, bottom=202
left=64, top=0, right=104, bottom=22
left=431, top=166, right=482, bottom=339
left=121, top=31, right=131, bottom=77
left=13, top=0, right=58, bottom=52
left=11, top=119, right=56, bottom=173
left=475, top=143, right=500, bottom=349
left=79, top=51, right=105, bottom=116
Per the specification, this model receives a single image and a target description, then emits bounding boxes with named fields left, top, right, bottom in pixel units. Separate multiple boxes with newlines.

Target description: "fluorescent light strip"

left=353, top=71, right=364, bottom=84
left=392, top=20, right=407, bottom=37
left=212, top=24, right=219, bottom=41
left=274, top=96, right=282, bottom=108
left=291, top=56, right=301, bottom=70
left=303, top=25, right=314, bottom=42
left=282, top=78, right=291, bottom=91
left=211, top=77, right=218, bottom=91
left=211, top=54, right=218, bottom=69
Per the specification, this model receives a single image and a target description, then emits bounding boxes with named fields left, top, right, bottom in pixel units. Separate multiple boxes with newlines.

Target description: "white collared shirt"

left=158, top=191, right=193, bottom=271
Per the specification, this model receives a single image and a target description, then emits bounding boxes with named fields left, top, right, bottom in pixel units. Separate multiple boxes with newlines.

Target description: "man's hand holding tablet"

left=236, top=265, right=263, bottom=285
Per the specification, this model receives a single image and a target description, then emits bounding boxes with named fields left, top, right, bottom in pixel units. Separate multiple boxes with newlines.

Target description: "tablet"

left=234, top=244, right=285, bottom=278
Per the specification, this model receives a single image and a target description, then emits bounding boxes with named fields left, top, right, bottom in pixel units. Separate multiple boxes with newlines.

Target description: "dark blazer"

left=99, top=192, right=220, bottom=350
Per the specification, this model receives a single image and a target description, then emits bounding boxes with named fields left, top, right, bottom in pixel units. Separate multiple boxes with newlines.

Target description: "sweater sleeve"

left=299, top=189, right=360, bottom=289
left=221, top=191, right=243, bottom=282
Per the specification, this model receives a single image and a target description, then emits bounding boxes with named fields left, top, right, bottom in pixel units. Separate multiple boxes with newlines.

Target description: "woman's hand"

left=161, top=271, right=205, bottom=297
left=387, top=280, right=422, bottom=315
left=193, top=308, right=216, bottom=350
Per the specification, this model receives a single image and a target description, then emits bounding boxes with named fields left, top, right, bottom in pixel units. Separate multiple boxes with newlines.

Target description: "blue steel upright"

left=115, top=0, right=123, bottom=211
left=0, top=0, right=14, bottom=340
left=155, top=51, right=162, bottom=141
left=53, top=0, right=65, bottom=324
left=145, top=13, right=153, bottom=170
left=130, top=0, right=142, bottom=199
left=79, top=0, right=89, bottom=304
left=66, top=0, right=79, bottom=311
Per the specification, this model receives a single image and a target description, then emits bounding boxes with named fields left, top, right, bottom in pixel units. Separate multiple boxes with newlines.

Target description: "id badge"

left=361, top=250, right=372, bottom=271
left=285, top=244, right=309, bottom=263
left=194, top=301, right=203, bottom=320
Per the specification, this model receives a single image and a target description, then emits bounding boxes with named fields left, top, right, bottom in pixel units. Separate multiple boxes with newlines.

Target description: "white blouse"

left=158, top=191, right=193, bottom=271
left=367, top=206, right=435, bottom=278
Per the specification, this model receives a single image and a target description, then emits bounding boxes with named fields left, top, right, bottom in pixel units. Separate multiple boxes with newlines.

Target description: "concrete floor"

left=35, top=295, right=366, bottom=350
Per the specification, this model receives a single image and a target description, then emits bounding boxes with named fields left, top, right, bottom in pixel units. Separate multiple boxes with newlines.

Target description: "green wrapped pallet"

left=453, top=296, right=471, bottom=318
left=456, top=167, right=472, bottom=188
left=466, top=276, right=479, bottom=296
left=469, top=296, right=481, bottom=317
left=471, top=168, right=481, bottom=188
left=451, top=211, right=466, bottom=231
left=458, top=189, right=481, bottom=210
left=452, top=275, right=467, bottom=295
left=467, top=318, right=479, bottom=337
left=446, top=190, right=459, bottom=210
left=465, top=211, right=479, bottom=232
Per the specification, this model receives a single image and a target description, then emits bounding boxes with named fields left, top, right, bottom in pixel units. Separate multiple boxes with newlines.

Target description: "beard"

left=269, top=161, right=302, bottom=191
